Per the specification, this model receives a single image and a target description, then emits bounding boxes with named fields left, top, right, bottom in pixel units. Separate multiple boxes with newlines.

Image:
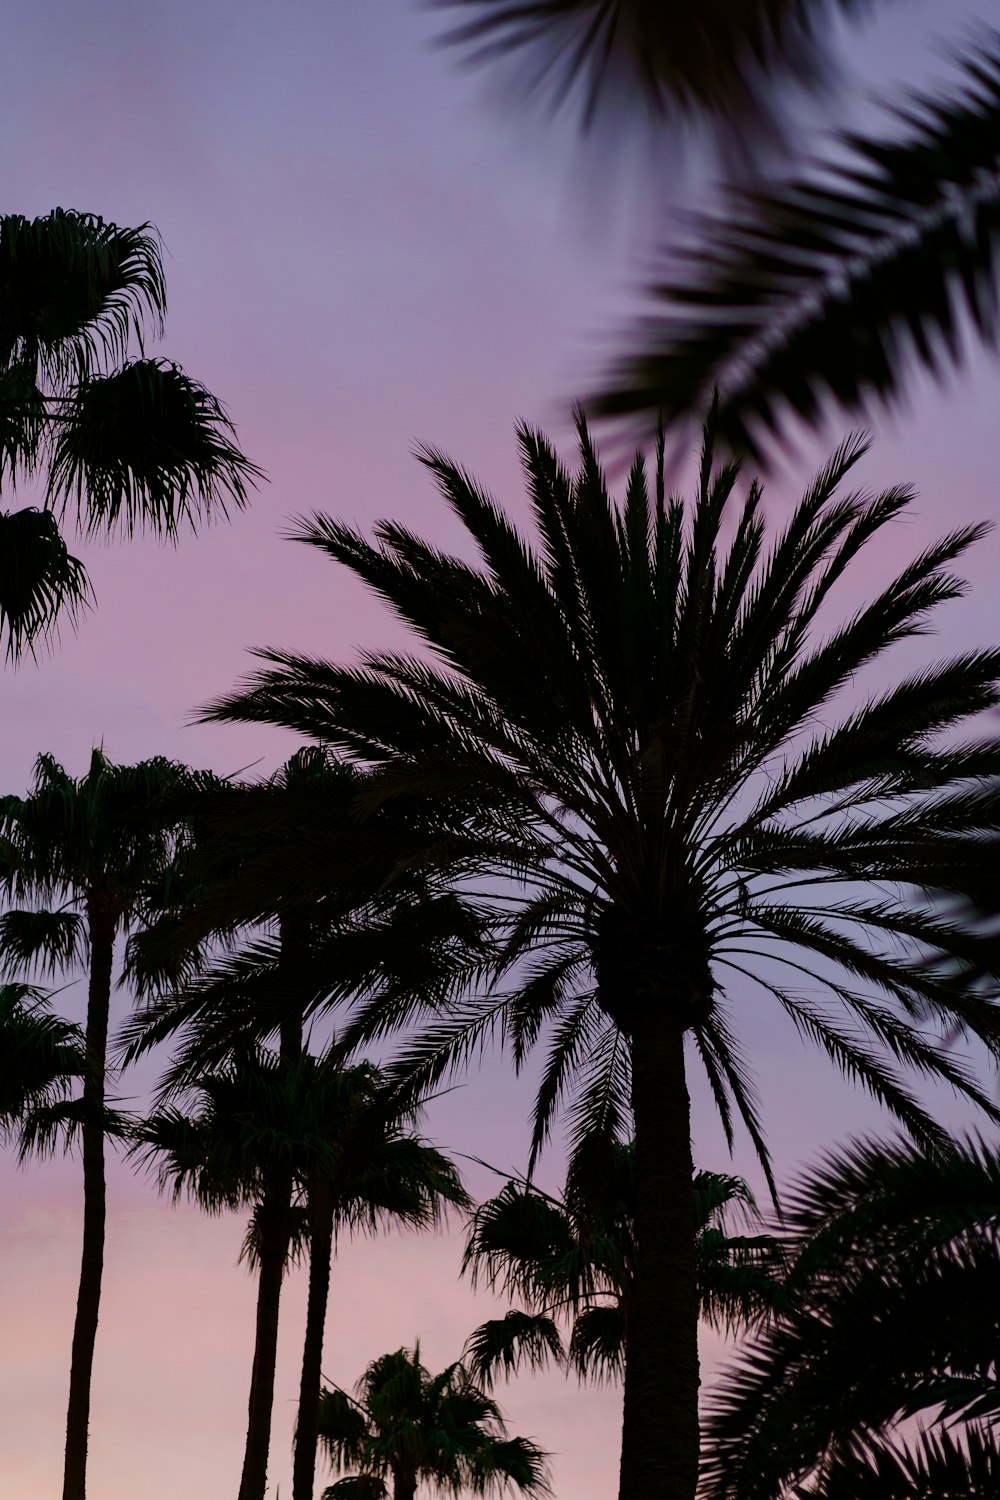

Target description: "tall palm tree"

left=0, top=981, right=86, bottom=1151
left=135, top=1046, right=468, bottom=1500
left=0, top=749, right=208, bottom=1500
left=207, top=414, right=1000, bottom=1500
left=464, top=1138, right=783, bottom=1388
left=0, top=207, right=258, bottom=658
left=700, top=1134, right=1000, bottom=1500
left=317, top=1343, right=549, bottom=1500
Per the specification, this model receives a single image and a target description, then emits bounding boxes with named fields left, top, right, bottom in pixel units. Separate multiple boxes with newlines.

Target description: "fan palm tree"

left=134, top=1046, right=468, bottom=1500
left=0, top=207, right=258, bottom=658
left=0, top=748, right=210, bottom=1500
left=206, top=412, right=1000, bottom=1500
left=317, top=1343, right=549, bottom=1500
left=700, top=1134, right=1000, bottom=1500
left=588, top=29, right=1000, bottom=462
left=0, top=981, right=86, bottom=1151
left=463, top=1138, right=783, bottom=1388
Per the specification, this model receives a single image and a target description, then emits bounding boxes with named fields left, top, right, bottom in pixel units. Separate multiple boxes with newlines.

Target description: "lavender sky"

left=2, top=2, right=1000, bottom=1497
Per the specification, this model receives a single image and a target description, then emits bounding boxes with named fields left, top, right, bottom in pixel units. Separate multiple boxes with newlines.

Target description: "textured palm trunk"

left=617, top=1012, right=700, bottom=1500
left=392, top=1465, right=418, bottom=1500
left=237, top=1176, right=293, bottom=1500
left=292, top=1184, right=335, bottom=1500
left=62, top=905, right=115, bottom=1500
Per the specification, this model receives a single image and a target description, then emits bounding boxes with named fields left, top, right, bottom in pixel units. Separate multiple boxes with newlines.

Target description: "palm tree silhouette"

left=207, top=413, right=1000, bottom=1499
left=0, top=748, right=209, bottom=1500
left=317, top=1343, right=549, bottom=1500
left=134, top=1046, right=468, bottom=1500
left=0, top=208, right=258, bottom=658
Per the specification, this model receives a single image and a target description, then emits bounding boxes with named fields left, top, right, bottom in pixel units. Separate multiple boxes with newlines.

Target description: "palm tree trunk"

left=62, top=907, right=114, bottom=1500
left=292, top=1185, right=335, bottom=1500
left=238, top=1176, right=293, bottom=1500
left=618, top=1014, right=699, bottom=1500
left=392, top=1466, right=418, bottom=1500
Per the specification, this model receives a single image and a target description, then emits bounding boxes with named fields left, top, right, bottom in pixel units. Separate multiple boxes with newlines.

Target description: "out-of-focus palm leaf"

left=434, top=0, right=878, bottom=145
left=0, top=507, right=90, bottom=660
left=48, top=359, right=261, bottom=537
left=592, top=29, right=1000, bottom=460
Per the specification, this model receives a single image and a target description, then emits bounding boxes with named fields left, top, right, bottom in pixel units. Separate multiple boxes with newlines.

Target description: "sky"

left=2, top=1, right=1000, bottom=1496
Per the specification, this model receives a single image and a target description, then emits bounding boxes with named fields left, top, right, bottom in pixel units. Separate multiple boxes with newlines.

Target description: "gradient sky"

left=2, top=2, right=1000, bottom=1496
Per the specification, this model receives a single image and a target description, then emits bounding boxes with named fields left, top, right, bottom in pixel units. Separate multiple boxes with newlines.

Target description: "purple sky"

left=2, top=2, right=1000, bottom=1496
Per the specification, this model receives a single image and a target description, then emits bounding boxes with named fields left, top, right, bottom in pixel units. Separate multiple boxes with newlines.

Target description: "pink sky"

left=3, top=1, right=1000, bottom=1496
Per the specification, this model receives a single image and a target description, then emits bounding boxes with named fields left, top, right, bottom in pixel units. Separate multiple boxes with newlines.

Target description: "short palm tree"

left=0, top=981, right=86, bottom=1151
left=318, top=1343, right=549, bottom=1500
left=207, top=413, right=1000, bottom=1500
left=464, top=1138, right=782, bottom=1387
left=0, top=207, right=258, bottom=658
left=134, top=1046, right=468, bottom=1500
left=701, top=1135, right=1000, bottom=1500
left=0, top=748, right=208, bottom=1500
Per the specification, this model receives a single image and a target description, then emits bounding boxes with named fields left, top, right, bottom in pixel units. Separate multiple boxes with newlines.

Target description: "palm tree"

left=463, top=1138, right=783, bottom=1388
left=134, top=1046, right=468, bottom=1500
left=700, top=1134, right=1000, bottom=1500
left=0, top=981, right=86, bottom=1151
left=0, top=748, right=209, bottom=1500
left=206, top=414, right=1000, bottom=1500
left=0, top=207, right=258, bottom=658
left=317, top=1343, right=549, bottom=1500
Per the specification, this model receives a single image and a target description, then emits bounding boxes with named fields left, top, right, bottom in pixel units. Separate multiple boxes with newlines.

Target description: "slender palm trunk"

left=62, top=906, right=115, bottom=1500
left=292, top=1184, right=335, bottom=1500
left=236, top=930, right=306, bottom=1500
left=618, top=1014, right=699, bottom=1500
left=238, top=1175, right=293, bottom=1500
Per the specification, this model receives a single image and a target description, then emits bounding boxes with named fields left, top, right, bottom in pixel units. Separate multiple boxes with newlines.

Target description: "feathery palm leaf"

left=591, top=29, right=1000, bottom=460
left=700, top=1136, right=1000, bottom=1500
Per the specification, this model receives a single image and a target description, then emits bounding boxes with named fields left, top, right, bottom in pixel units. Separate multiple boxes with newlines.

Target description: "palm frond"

left=591, top=29, right=1000, bottom=460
